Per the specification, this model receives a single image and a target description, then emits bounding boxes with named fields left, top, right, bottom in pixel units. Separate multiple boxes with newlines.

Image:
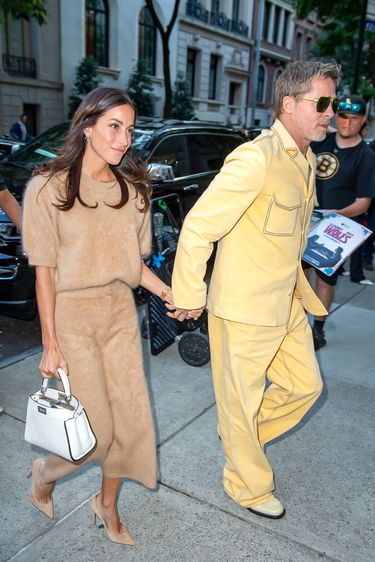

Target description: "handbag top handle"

left=41, top=368, right=71, bottom=399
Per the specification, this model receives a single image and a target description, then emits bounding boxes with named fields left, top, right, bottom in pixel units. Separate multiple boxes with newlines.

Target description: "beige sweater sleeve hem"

left=27, top=255, right=57, bottom=267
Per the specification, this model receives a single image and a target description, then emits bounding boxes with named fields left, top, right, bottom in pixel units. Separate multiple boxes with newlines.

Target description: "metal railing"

left=186, top=1, right=249, bottom=38
left=2, top=54, right=36, bottom=79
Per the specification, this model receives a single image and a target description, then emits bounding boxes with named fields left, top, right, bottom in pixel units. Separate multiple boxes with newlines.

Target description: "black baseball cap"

left=338, top=95, right=366, bottom=116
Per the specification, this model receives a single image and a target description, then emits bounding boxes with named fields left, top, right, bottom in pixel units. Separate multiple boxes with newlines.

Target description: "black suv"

left=0, top=118, right=246, bottom=319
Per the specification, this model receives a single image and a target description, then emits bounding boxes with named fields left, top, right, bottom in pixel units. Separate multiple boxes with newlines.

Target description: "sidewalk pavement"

left=0, top=271, right=374, bottom=562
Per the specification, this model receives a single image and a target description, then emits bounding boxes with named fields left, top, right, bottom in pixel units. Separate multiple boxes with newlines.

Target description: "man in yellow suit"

left=170, top=61, right=340, bottom=519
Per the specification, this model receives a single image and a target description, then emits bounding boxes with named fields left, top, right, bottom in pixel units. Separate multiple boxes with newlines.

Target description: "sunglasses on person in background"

left=337, top=101, right=363, bottom=114
left=300, top=96, right=340, bottom=113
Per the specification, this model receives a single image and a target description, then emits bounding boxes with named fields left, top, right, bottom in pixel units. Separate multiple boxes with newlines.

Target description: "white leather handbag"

left=25, top=368, right=96, bottom=461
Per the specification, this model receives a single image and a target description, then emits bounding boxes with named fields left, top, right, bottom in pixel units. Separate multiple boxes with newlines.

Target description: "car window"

left=132, top=129, right=154, bottom=153
left=6, top=123, right=69, bottom=165
left=188, top=134, right=232, bottom=174
left=149, top=135, right=190, bottom=178
left=225, top=134, right=245, bottom=154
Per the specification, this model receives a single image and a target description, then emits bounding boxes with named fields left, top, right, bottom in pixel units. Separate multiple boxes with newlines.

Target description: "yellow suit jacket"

left=172, top=119, right=327, bottom=326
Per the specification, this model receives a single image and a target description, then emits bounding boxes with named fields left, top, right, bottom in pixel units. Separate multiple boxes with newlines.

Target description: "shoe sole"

left=247, top=506, right=286, bottom=519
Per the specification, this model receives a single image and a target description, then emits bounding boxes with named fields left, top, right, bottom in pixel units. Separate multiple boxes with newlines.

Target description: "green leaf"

left=0, top=0, right=47, bottom=24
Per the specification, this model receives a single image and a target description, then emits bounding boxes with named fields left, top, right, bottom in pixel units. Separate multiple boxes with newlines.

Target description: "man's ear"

left=282, top=96, right=296, bottom=115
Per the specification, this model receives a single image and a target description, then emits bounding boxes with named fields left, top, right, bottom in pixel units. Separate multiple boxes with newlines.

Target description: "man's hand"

left=165, top=303, right=205, bottom=322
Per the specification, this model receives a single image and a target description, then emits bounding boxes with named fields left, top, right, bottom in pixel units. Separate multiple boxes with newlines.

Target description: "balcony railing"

left=186, top=1, right=249, bottom=38
left=2, top=54, right=36, bottom=79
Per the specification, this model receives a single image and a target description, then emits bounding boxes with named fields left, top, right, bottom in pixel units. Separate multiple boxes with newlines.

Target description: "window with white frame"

left=85, top=0, right=109, bottom=67
left=256, top=65, right=266, bottom=103
left=211, top=0, right=220, bottom=15
left=186, top=48, right=197, bottom=97
left=208, top=54, right=219, bottom=100
left=272, top=6, right=280, bottom=44
left=232, top=0, right=241, bottom=22
left=138, top=6, right=156, bottom=75
left=262, top=1, right=271, bottom=41
left=282, top=12, right=291, bottom=48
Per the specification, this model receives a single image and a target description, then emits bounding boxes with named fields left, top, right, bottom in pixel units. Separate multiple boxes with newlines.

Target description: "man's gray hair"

left=274, top=60, right=341, bottom=118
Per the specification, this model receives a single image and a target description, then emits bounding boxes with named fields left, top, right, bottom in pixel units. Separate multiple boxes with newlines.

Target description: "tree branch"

left=144, top=0, right=165, bottom=37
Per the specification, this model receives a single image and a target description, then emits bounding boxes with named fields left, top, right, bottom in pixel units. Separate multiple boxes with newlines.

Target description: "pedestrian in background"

left=169, top=60, right=340, bottom=519
left=22, top=87, right=176, bottom=546
left=307, top=95, right=375, bottom=350
left=9, top=113, right=32, bottom=141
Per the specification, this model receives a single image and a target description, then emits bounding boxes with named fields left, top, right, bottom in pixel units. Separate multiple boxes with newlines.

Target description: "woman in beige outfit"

left=22, top=87, right=175, bottom=545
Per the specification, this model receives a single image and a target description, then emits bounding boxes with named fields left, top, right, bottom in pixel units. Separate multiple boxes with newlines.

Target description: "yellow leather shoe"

left=247, top=496, right=285, bottom=519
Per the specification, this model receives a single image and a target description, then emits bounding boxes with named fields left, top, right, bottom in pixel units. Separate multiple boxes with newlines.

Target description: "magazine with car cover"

left=303, top=212, right=372, bottom=276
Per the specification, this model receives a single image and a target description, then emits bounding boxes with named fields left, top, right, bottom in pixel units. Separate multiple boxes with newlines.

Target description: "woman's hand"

left=165, top=304, right=205, bottom=322
left=39, top=346, right=69, bottom=380
left=162, top=287, right=174, bottom=307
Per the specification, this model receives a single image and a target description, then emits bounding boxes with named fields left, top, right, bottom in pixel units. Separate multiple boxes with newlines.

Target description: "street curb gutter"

left=0, top=345, right=42, bottom=370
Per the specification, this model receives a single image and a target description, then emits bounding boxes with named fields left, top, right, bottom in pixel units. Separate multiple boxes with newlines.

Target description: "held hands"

left=166, top=305, right=205, bottom=322
left=160, top=287, right=205, bottom=322
left=39, top=346, right=69, bottom=381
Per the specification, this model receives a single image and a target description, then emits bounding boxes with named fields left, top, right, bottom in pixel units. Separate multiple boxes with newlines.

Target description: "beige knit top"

left=22, top=171, right=151, bottom=293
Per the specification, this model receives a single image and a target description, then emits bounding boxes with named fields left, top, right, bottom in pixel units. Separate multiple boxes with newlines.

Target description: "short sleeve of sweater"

left=139, top=208, right=151, bottom=258
left=22, top=175, right=59, bottom=267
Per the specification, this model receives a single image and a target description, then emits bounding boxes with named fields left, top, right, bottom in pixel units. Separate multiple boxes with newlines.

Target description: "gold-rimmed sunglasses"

left=299, top=96, right=340, bottom=114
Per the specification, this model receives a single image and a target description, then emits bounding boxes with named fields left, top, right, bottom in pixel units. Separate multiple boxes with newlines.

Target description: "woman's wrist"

left=42, top=340, right=59, bottom=352
left=160, top=287, right=171, bottom=301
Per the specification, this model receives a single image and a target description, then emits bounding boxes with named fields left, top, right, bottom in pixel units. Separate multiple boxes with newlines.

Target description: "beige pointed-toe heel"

left=90, top=495, right=135, bottom=546
left=26, top=458, right=54, bottom=519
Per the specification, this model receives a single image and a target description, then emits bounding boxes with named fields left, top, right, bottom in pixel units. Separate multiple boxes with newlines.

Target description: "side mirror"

left=148, top=163, right=175, bottom=181
left=10, top=143, right=23, bottom=153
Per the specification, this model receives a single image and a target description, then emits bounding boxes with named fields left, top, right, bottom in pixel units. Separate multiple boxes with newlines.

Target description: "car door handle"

left=183, top=184, right=199, bottom=191
left=0, top=264, right=18, bottom=280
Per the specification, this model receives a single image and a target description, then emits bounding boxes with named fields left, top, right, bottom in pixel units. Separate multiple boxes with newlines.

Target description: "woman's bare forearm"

left=0, top=189, right=22, bottom=229
left=35, top=266, right=58, bottom=349
left=139, top=262, right=172, bottom=302
left=35, top=266, right=68, bottom=378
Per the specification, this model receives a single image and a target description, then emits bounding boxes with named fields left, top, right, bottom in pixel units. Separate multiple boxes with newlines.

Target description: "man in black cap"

left=306, top=95, right=375, bottom=350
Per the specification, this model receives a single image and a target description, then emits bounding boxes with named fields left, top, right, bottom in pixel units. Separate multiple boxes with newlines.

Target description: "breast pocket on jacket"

left=263, top=193, right=302, bottom=237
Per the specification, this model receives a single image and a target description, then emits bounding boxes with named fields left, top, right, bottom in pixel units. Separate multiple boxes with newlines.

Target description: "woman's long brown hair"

left=34, top=87, right=150, bottom=212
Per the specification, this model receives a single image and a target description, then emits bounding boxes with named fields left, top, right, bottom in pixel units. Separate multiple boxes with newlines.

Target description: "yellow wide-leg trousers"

left=208, top=297, right=323, bottom=507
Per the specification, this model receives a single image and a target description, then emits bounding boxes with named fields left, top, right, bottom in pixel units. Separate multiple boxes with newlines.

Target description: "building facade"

left=59, top=0, right=178, bottom=118
left=248, top=0, right=320, bottom=127
left=177, top=1, right=253, bottom=126
left=0, top=0, right=64, bottom=136
left=0, top=0, right=322, bottom=136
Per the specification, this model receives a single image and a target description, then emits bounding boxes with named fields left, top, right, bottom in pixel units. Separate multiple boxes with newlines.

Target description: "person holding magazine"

left=22, top=87, right=186, bottom=546
left=306, top=95, right=375, bottom=350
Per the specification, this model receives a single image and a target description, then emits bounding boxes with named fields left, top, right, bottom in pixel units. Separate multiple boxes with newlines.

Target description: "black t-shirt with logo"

left=311, top=133, right=375, bottom=212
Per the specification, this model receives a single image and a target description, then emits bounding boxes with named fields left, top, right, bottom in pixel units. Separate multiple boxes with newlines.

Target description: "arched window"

left=256, top=65, right=265, bottom=103
left=85, top=0, right=109, bottom=67
left=138, top=7, right=156, bottom=76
